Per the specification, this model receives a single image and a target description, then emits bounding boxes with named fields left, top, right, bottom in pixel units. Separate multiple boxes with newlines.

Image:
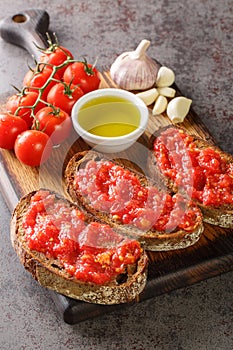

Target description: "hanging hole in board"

left=12, top=14, right=27, bottom=23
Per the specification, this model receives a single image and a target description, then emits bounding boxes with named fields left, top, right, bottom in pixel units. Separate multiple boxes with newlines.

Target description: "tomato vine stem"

left=13, top=56, right=91, bottom=122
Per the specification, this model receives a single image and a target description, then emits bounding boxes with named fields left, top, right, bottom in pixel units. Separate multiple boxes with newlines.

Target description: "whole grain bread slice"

left=65, top=151, right=204, bottom=251
left=148, top=125, right=233, bottom=228
left=10, top=190, right=148, bottom=305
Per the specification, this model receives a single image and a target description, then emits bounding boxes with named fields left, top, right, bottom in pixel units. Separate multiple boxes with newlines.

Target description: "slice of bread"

left=65, top=151, right=204, bottom=251
left=148, top=126, right=233, bottom=228
left=10, top=189, right=148, bottom=304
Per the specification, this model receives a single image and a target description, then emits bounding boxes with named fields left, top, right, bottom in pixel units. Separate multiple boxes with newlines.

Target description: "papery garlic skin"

left=167, top=96, right=192, bottom=123
left=110, top=39, right=159, bottom=91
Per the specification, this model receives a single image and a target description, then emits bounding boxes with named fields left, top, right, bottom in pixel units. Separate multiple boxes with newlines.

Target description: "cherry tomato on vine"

left=6, top=91, right=45, bottom=128
left=34, top=106, right=72, bottom=145
left=46, top=82, right=84, bottom=115
left=63, top=61, right=101, bottom=94
left=14, top=130, right=53, bottom=167
left=23, top=65, right=60, bottom=99
left=39, top=45, right=74, bottom=78
left=0, top=113, right=28, bottom=150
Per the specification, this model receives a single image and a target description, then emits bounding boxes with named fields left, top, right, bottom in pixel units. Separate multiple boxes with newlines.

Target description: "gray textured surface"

left=0, top=0, right=233, bottom=349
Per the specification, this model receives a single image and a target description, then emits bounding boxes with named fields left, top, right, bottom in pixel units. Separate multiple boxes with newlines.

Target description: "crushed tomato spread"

left=23, top=190, right=142, bottom=285
left=153, top=128, right=233, bottom=207
left=74, top=159, right=202, bottom=233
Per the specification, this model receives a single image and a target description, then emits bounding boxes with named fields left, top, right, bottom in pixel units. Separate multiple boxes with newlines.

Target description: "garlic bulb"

left=110, top=39, right=159, bottom=90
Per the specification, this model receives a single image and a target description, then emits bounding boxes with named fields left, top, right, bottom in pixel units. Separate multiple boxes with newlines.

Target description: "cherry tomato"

left=0, top=113, right=28, bottom=150
left=46, top=82, right=84, bottom=115
left=39, top=45, right=74, bottom=78
left=14, top=130, right=53, bottom=167
left=6, top=91, right=45, bottom=128
left=34, top=106, right=72, bottom=145
left=23, top=65, right=60, bottom=99
left=63, top=61, right=101, bottom=94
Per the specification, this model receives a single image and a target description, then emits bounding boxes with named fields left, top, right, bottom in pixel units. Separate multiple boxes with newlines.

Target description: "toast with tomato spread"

left=10, top=189, right=148, bottom=304
left=148, top=126, right=233, bottom=228
left=65, top=151, right=204, bottom=251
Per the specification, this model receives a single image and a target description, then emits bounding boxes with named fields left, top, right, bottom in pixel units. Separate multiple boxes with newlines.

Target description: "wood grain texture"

left=0, top=70, right=232, bottom=324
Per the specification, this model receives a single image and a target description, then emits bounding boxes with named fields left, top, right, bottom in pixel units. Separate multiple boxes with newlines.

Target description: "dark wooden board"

left=1, top=70, right=233, bottom=324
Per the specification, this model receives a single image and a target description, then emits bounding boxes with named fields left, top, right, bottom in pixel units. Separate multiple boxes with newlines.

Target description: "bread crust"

left=148, top=125, right=233, bottom=228
left=65, top=151, right=204, bottom=251
left=10, top=190, right=148, bottom=304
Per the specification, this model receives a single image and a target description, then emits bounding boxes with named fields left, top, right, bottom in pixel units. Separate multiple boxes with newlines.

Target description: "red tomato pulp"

left=23, top=190, right=142, bottom=284
left=74, top=159, right=202, bottom=233
left=153, top=128, right=233, bottom=206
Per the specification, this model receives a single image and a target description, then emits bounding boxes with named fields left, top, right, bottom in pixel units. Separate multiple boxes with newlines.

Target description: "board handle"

left=0, top=9, right=50, bottom=60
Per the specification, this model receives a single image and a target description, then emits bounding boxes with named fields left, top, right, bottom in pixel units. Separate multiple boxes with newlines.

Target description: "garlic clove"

left=136, top=88, right=159, bottom=106
left=166, top=96, right=192, bottom=123
left=157, top=86, right=176, bottom=98
left=152, top=95, right=168, bottom=115
left=156, top=66, right=175, bottom=87
left=110, top=39, right=160, bottom=91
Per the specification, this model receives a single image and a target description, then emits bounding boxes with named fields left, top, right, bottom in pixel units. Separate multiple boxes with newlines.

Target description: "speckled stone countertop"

left=0, top=1, right=232, bottom=349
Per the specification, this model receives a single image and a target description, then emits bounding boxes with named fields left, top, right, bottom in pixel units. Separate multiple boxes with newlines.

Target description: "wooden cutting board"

left=1, top=70, right=233, bottom=324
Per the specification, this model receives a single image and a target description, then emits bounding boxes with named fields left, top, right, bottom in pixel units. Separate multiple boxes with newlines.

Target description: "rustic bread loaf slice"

left=65, top=151, right=204, bottom=251
left=10, top=189, right=148, bottom=305
left=148, top=125, right=233, bottom=228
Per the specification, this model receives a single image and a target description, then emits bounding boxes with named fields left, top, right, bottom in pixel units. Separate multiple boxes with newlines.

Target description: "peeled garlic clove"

left=156, top=66, right=175, bottom=87
left=157, top=87, right=176, bottom=98
left=152, top=95, right=168, bottom=115
left=136, top=88, right=159, bottom=106
left=110, top=39, right=160, bottom=90
left=167, top=96, right=192, bottom=123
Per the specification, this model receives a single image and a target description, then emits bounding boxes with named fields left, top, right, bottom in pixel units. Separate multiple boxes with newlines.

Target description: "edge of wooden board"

left=0, top=70, right=232, bottom=324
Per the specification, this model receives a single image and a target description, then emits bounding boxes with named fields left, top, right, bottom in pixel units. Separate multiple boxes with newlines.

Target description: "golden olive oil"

left=78, top=95, right=140, bottom=137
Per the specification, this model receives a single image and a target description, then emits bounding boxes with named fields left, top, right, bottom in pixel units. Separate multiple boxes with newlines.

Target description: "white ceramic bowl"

left=71, top=88, right=149, bottom=153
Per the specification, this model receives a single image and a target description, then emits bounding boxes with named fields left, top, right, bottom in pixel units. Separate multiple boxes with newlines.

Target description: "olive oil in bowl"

left=78, top=95, right=141, bottom=138
left=71, top=88, right=149, bottom=153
